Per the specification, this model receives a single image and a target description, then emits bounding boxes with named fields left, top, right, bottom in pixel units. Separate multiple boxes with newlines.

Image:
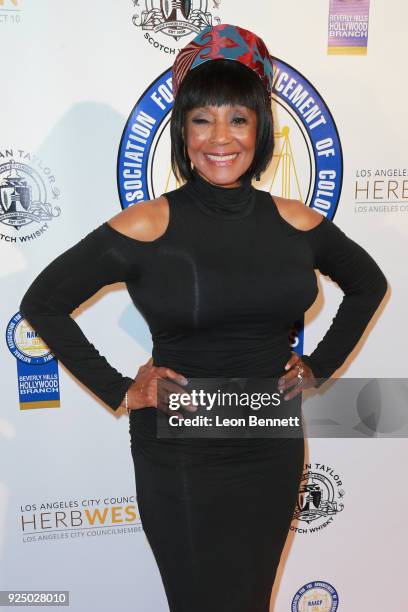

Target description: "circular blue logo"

left=6, top=312, right=54, bottom=365
left=117, top=58, right=342, bottom=219
left=292, top=580, right=339, bottom=611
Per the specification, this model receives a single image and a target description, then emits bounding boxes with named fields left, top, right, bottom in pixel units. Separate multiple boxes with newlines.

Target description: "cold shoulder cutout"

left=106, top=196, right=170, bottom=243
left=271, top=195, right=325, bottom=232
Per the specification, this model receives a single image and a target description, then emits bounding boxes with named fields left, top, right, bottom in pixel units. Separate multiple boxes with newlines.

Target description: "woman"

left=20, top=24, right=387, bottom=612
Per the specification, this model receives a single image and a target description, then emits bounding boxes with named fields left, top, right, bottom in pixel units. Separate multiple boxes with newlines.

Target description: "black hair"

left=170, top=58, right=274, bottom=183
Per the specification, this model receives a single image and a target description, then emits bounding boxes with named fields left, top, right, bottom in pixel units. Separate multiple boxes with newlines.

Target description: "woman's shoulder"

left=106, top=195, right=169, bottom=242
left=272, top=194, right=324, bottom=232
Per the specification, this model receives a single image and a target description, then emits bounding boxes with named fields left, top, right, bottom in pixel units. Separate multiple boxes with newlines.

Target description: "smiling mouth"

left=204, top=153, right=240, bottom=162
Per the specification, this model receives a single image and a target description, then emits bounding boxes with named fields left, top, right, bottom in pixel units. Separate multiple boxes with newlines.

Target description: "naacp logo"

left=7, top=310, right=60, bottom=410
left=117, top=59, right=342, bottom=212
left=292, top=580, right=339, bottom=612
left=0, top=154, right=61, bottom=242
left=6, top=312, right=54, bottom=365
left=132, top=0, right=221, bottom=47
left=291, top=463, right=345, bottom=535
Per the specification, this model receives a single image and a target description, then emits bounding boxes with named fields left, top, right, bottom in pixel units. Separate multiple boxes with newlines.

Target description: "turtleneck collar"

left=182, top=167, right=255, bottom=220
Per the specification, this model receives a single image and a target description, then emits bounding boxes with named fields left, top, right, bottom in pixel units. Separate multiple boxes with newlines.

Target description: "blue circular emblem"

left=292, top=580, right=339, bottom=611
left=6, top=312, right=54, bottom=365
left=117, top=58, right=342, bottom=219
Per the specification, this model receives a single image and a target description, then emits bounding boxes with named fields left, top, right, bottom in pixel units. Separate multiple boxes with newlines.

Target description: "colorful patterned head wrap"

left=171, top=23, right=274, bottom=101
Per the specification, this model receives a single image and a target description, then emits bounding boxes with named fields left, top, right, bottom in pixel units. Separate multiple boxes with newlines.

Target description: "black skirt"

left=129, top=406, right=304, bottom=612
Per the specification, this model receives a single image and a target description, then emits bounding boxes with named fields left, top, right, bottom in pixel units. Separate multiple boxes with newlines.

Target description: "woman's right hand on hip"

left=126, top=356, right=195, bottom=418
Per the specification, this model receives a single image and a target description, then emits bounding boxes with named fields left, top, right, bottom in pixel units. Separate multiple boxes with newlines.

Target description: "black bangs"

left=170, top=59, right=275, bottom=184
left=178, top=59, right=264, bottom=111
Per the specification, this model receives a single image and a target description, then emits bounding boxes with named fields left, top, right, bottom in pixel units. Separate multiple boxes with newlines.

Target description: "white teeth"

left=206, top=153, right=238, bottom=161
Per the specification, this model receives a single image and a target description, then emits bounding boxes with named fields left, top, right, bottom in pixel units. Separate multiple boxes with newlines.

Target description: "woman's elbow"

left=19, top=287, right=46, bottom=321
left=368, top=270, right=388, bottom=308
left=377, top=270, right=389, bottom=301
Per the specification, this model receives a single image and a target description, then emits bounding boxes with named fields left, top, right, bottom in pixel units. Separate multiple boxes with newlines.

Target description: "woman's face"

left=183, top=104, right=257, bottom=188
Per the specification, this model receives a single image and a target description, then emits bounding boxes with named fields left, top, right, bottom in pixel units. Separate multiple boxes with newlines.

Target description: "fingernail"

left=179, top=377, right=189, bottom=385
left=285, top=364, right=290, bottom=370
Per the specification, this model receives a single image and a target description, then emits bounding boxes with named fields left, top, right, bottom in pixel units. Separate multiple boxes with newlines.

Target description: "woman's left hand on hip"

left=277, top=352, right=316, bottom=400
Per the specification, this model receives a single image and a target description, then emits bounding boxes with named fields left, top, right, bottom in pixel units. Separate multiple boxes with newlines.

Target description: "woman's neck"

left=183, top=167, right=255, bottom=220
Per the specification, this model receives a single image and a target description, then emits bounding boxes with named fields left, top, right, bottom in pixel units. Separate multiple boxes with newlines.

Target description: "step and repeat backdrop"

left=1, top=1, right=406, bottom=611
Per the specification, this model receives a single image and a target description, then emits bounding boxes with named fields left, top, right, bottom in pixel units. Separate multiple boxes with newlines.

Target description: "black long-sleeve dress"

left=19, top=169, right=387, bottom=612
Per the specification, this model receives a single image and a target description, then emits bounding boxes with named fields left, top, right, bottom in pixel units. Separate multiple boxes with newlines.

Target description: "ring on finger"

left=294, top=364, right=304, bottom=379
